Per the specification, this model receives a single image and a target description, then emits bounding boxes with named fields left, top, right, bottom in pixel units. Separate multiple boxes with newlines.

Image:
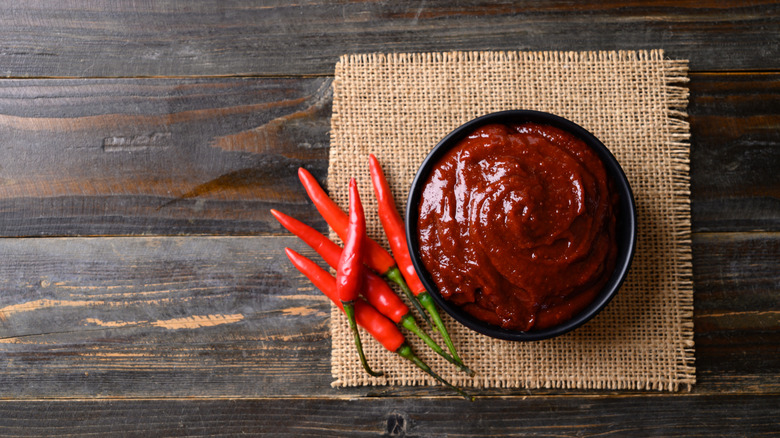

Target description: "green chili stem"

left=399, top=314, right=474, bottom=376
left=385, top=267, right=431, bottom=327
left=397, top=344, right=473, bottom=401
left=343, top=301, right=383, bottom=377
left=417, top=292, right=464, bottom=366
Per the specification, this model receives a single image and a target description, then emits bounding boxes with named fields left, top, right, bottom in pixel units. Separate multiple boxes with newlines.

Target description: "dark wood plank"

left=0, top=77, right=332, bottom=236
left=0, top=395, right=777, bottom=437
left=689, top=72, right=780, bottom=233
left=0, top=1, right=778, bottom=78
left=0, top=236, right=335, bottom=398
left=1, top=72, right=777, bottom=237
left=692, top=231, right=780, bottom=393
left=0, top=232, right=776, bottom=398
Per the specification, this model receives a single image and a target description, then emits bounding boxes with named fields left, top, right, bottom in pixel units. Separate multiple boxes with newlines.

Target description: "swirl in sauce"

left=417, top=123, right=618, bottom=331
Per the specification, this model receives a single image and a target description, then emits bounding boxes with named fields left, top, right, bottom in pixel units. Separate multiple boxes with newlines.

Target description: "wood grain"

left=0, top=232, right=776, bottom=398
left=0, top=77, right=332, bottom=236
left=0, top=72, right=777, bottom=237
left=0, top=1, right=777, bottom=78
left=689, top=72, right=780, bottom=232
left=0, top=395, right=777, bottom=437
left=692, top=232, right=780, bottom=392
left=0, top=1, right=776, bottom=435
left=0, top=236, right=334, bottom=398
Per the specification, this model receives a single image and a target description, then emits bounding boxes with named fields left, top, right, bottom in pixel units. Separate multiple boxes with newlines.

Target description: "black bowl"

left=405, top=110, right=637, bottom=341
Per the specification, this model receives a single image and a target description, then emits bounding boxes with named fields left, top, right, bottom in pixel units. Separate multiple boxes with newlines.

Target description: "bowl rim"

left=404, top=110, right=637, bottom=341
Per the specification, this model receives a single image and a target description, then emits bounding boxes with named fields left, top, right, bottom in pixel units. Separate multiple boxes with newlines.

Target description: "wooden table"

left=0, top=2, right=777, bottom=436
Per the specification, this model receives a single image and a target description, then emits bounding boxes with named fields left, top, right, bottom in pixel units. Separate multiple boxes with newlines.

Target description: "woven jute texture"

left=327, top=50, right=695, bottom=391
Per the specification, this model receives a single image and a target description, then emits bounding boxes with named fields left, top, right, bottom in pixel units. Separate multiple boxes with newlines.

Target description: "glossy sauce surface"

left=417, top=123, right=619, bottom=331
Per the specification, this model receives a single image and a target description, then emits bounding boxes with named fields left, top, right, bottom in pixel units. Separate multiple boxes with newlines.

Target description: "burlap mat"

left=327, top=50, right=695, bottom=391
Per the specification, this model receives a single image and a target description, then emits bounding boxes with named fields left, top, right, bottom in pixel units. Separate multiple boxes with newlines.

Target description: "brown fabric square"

left=327, top=50, right=694, bottom=391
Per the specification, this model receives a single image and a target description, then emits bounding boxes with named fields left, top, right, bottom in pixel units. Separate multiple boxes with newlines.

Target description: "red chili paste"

left=417, top=123, right=619, bottom=331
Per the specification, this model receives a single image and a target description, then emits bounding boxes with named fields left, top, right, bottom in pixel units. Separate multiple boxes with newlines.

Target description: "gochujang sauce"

left=417, top=123, right=619, bottom=331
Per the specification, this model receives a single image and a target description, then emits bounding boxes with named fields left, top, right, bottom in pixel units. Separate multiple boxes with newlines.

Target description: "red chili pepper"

left=336, top=179, right=365, bottom=303
left=368, top=154, right=425, bottom=292
left=272, top=208, right=405, bottom=323
left=298, top=167, right=431, bottom=326
left=368, top=154, right=465, bottom=366
left=285, top=247, right=472, bottom=400
left=337, top=179, right=381, bottom=377
left=298, top=168, right=395, bottom=274
left=270, top=208, right=474, bottom=376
